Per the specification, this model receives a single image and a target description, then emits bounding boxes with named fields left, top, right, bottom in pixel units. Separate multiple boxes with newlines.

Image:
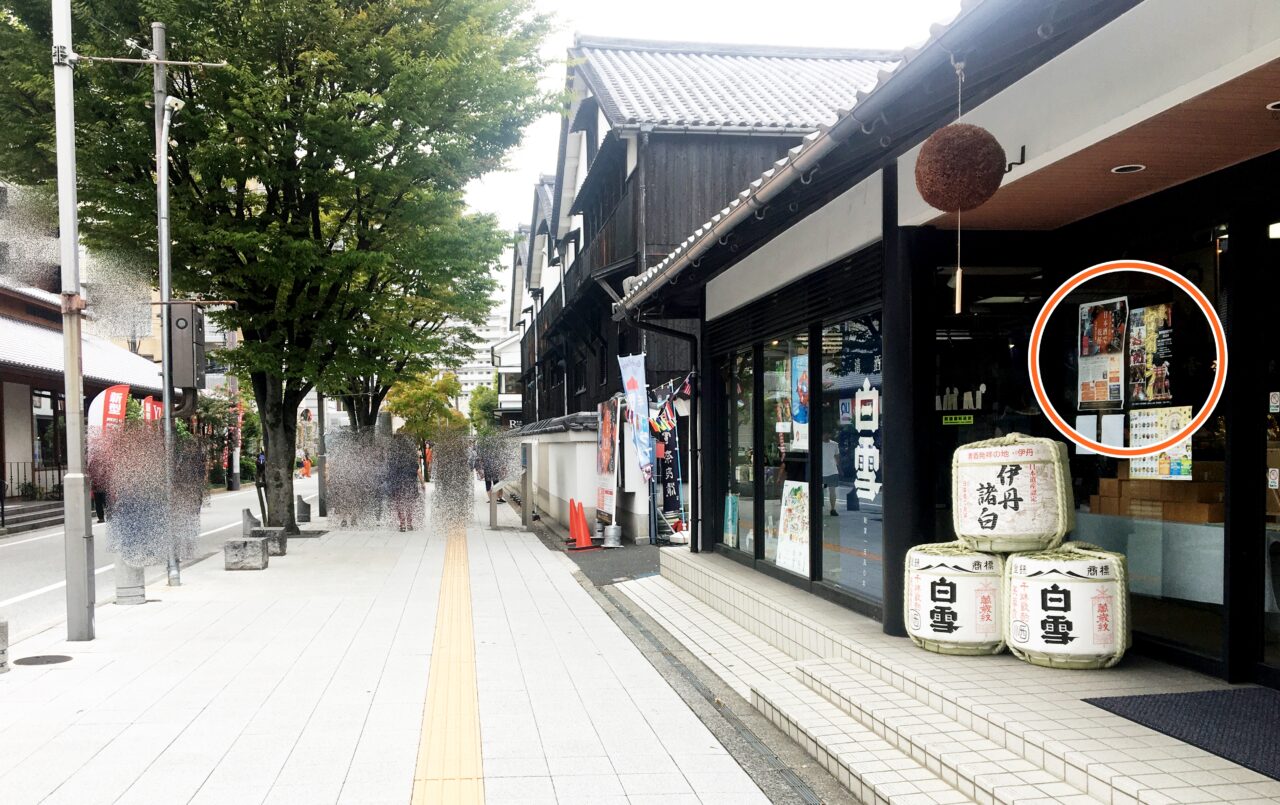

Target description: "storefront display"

left=905, top=542, right=1004, bottom=655
left=1130, top=406, right=1193, bottom=480
left=1004, top=542, right=1130, bottom=669
left=775, top=480, right=810, bottom=576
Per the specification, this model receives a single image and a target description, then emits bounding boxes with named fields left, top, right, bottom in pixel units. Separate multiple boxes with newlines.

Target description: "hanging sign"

left=1077, top=296, right=1128, bottom=411
left=617, top=354, right=654, bottom=482
left=596, top=397, right=620, bottom=524
left=653, top=404, right=682, bottom=517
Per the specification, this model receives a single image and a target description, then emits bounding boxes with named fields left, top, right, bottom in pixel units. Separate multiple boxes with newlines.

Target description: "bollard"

left=296, top=495, right=311, bottom=523
left=520, top=444, right=531, bottom=529
left=114, top=564, right=146, bottom=605
left=242, top=507, right=261, bottom=537
left=0, top=620, right=8, bottom=674
left=490, top=488, right=498, bottom=529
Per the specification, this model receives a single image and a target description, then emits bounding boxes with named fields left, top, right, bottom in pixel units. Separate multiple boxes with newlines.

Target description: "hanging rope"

left=953, top=57, right=966, bottom=315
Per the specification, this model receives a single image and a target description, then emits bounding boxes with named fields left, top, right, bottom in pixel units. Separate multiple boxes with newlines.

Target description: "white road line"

left=0, top=517, right=260, bottom=607
left=0, top=564, right=115, bottom=608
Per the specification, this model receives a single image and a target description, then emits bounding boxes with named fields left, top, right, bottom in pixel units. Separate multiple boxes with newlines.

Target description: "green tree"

left=468, top=384, right=499, bottom=434
left=0, top=0, right=550, bottom=532
left=328, top=207, right=504, bottom=430
left=386, top=372, right=464, bottom=443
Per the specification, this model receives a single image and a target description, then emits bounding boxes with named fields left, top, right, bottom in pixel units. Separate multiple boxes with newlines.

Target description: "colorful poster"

left=775, top=480, right=810, bottom=576
left=1077, top=296, right=1128, bottom=411
left=1127, top=304, right=1173, bottom=406
left=723, top=494, right=739, bottom=549
left=791, top=354, right=810, bottom=445
left=617, top=354, right=653, bottom=482
left=596, top=397, right=620, bottom=523
left=1129, top=406, right=1193, bottom=480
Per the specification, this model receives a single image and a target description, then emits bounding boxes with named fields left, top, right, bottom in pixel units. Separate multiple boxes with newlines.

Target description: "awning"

left=0, top=315, right=163, bottom=392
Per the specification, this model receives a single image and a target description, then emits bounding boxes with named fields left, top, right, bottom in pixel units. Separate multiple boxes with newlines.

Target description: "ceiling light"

left=1270, top=222, right=1280, bottom=239
left=1110, top=164, right=1146, bottom=174
left=1267, top=101, right=1280, bottom=112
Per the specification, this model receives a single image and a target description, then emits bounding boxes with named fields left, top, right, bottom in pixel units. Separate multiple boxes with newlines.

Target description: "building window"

left=819, top=314, right=884, bottom=601
left=31, top=389, right=66, bottom=469
left=721, top=349, right=754, bottom=554
left=762, top=332, right=809, bottom=574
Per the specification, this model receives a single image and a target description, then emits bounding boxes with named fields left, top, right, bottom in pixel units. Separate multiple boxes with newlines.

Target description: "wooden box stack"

left=1089, top=460, right=1225, bottom=524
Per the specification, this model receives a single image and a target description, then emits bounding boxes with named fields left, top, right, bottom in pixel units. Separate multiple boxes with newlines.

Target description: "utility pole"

left=52, top=0, right=95, bottom=640
left=226, top=328, right=241, bottom=490
left=317, top=391, right=327, bottom=517
left=152, top=23, right=182, bottom=588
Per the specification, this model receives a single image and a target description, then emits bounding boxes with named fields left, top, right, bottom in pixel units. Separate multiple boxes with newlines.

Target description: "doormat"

left=1085, top=687, right=1280, bottom=780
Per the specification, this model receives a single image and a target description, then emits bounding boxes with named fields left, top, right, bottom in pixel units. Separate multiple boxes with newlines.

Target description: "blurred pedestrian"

left=302, top=454, right=312, bottom=478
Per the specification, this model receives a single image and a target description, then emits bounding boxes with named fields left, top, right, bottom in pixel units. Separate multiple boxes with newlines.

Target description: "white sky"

left=463, top=0, right=963, bottom=233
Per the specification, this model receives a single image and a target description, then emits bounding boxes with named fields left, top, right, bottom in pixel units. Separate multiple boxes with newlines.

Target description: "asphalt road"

left=0, top=476, right=319, bottom=643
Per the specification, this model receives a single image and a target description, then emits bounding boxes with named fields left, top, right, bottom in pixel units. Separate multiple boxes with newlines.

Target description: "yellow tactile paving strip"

left=412, top=527, right=484, bottom=804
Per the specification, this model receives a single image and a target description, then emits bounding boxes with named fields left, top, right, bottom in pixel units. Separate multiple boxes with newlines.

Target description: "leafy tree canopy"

left=468, top=384, right=498, bottom=433
left=0, top=0, right=551, bottom=528
left=386, top=371, right=464, bottom=442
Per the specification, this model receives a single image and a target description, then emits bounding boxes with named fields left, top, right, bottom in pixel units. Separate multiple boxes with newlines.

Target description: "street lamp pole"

left=51, top=0, right=95, bottom=640
left=158, top=93, right=183, bottom=587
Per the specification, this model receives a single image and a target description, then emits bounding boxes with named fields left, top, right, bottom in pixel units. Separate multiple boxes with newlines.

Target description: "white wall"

left=3, top=382, right=31, bottom=469
left=898, top=0, right=1280, bottom=226
left=526, top=430, right=599, bottom=534
left=706, top=170, right=883, bottom=320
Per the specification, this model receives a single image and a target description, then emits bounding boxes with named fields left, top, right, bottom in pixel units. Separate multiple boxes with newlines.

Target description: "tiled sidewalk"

left=0, top=490, right=768, bottom=805
left=617, top=548, right=1280, bottom=805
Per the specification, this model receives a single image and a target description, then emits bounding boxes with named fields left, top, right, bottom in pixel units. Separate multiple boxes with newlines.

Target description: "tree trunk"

left=252, top=370, right=302, bottom=535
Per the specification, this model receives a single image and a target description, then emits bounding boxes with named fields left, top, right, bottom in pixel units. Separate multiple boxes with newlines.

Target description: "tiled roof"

left=0, top=314, right=163, bottom=391
left=618, top=1, right=987, bottom=312
left=573, top=36, right=900, bottom=132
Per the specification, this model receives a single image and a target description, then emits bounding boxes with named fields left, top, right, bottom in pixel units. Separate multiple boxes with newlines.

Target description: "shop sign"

left=1269, top=468, right=1279, bottom=491
left=1270, top=391, right=1280, bottom=414
left=853, top=377, right=881, bottom=502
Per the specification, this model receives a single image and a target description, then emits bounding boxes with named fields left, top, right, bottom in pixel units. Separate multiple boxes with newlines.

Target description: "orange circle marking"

left=1028, top=260, right=1228, bottom=458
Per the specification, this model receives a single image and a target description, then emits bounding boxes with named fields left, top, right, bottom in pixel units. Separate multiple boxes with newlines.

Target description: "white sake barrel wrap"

left=952, top=434, right=1073, bottom=552
left=905, top=542, right=1004, bottom=655
left=1004, top=542, right=1131, bottom=669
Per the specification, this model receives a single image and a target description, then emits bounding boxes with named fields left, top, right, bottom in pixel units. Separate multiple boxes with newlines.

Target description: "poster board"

left=1077, top=296, right=1128, bottom=411
left=1127, top=303, right=1173, bottom=406
left=723, top=493, right=739, bottom=549
left=775, top=480, right=810, bottom=576
left=1129, top=406, right=1193, bottom=480
left=596, top=397, right=620, bottom=523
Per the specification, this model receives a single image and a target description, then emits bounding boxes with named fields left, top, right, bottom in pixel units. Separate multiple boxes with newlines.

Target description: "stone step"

left=794, top=659, right=1099, bottom=805
left=658, top=549, right=1280, bottom=805
left=0, top=514, right=65, bottom=536
left=751, top=674, right=973, bottom=805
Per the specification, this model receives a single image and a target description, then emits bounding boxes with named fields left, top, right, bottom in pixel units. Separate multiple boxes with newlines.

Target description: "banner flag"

left=618, top=353, right=654, bottom=482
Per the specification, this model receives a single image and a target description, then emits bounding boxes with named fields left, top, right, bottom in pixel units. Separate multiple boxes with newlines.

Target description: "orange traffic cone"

left=565, top=499, right=580, bottom=544
left=569, top=500, right=598, bottom=551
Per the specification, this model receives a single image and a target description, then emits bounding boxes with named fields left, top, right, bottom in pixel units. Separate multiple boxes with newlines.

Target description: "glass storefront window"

left=32, top=389, right=65, bottom=469
left=762, top=333, right=810, bottom=575
left=819, top=315, right=885, bottom=602
left=722, top=349, right=754, bottom=553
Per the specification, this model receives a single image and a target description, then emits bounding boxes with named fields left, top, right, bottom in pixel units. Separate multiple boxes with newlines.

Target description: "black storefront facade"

left=618, top=0, right=1280, bottom=685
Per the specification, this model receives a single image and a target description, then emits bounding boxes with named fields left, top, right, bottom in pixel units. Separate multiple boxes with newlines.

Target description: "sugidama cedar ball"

left=914, top=123, right=1007, bottom=213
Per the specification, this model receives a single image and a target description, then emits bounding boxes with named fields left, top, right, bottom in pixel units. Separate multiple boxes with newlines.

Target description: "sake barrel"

left=1003, top=542, right=1130, bottom=669
left=952, top=434, right=1073, bottom=552
left=905, top=542, right=1004, bottom=655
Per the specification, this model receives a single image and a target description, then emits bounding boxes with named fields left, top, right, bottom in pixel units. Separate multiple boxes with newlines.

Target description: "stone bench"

left=224, top=537, right=269, bottom=570
left=249, top=528, right=287, bottom=556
